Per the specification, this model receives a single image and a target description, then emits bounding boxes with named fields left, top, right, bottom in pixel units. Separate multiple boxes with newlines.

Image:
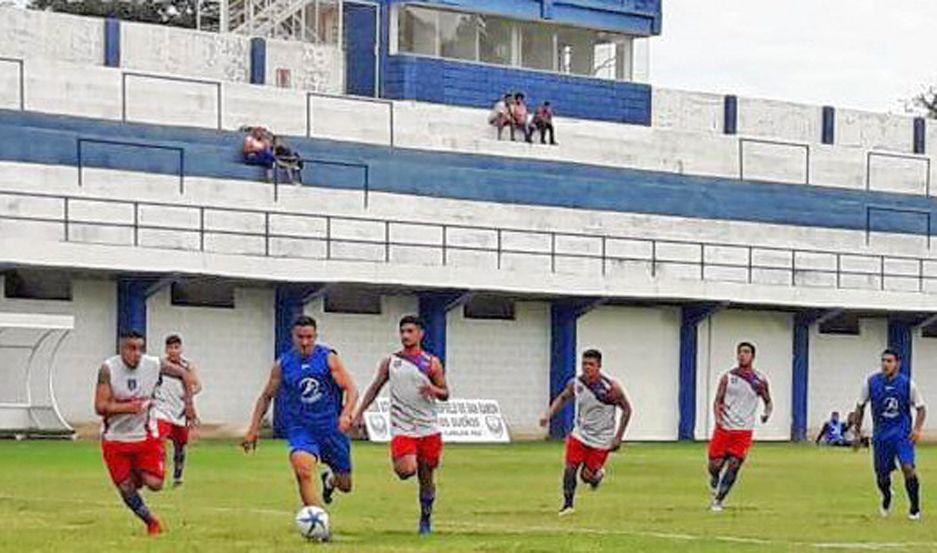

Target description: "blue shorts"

left=873, top=435, right=915, bottom=476
left=287, top=427, right=352, bottom=474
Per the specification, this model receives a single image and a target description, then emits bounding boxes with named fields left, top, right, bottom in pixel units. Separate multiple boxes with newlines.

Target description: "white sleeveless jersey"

left=720, top=369, right=768, bottom=431
left=388, top=351, right=439, bottom=438
left=570, top=374, right=619, bottom=449
left=154, top=358, right=190, bottom=426
left=102, top=354, right=161, bottom=442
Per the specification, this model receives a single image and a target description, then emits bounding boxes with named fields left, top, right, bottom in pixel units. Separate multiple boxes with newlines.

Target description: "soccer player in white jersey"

left=539, top=349, right=632, bottom=516
left=354, top=315, right=449, bottom=535
left=95, top=331, right=198, bottom=535
left=154, top=334, right=202, bottom=487
left=708, top=341, right=773, bottom=512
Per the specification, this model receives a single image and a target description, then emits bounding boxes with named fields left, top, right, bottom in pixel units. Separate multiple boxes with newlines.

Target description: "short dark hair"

left=165, top=334, right=182, bottom=346
left=882, top=348, right=900, bottom=361
left=544, top=101, right=551, bottom=106
left=737, top=342, right=756, bottom=356
left=293, top=315, right=317, bottom=329
left=119, top=330, right=145, bottom=342
left=399, top=315, right=425, bottom=330
left=582, top=349, right=602, bottom=363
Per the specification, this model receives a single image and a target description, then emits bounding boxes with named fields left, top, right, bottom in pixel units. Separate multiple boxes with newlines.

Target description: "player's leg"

left=873, top=440, right=896, bottom=516
left=171, top=425, right=189, bottom=486
left=707, top=428, right=729, bottom=494
left=579, top=447, right=610, bottom=490
left=713, top=455, right=743, bottom=503
left=290, top=450, right=322, bottom=507
left=897, top=440, right=921, bottom=519
left=104, top=441, right=162, bottom=534
left=561, top=436, right=585, bottom=514
left=392, top=436, right=419, bottom=480
left=708, top=457, right=726, bottom=493
left=416, top=434, right=443, bottom=535
left=319, top=430, right=353, bottom=505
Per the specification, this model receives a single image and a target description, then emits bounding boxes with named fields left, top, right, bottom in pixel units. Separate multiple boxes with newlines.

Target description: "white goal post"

left=0, top=312, right=75, bottom=439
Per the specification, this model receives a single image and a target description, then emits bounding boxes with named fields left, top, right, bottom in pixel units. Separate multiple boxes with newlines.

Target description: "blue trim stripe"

left=116, top=277, right=155, bottom=348
left=888, top=318, right=913, bottom=377
left=723, top=95, right=737, bottom=135
left=822, top=106, right=835, bottom=145
left=914, top=117, right=926, bottom=156
left=549, top=302, right=577, bottom=439
left=104, top=18, right=120, bottom=68
left=678, top=304, right=720, bottom=440
left=250, top=37, right=266, bottom=85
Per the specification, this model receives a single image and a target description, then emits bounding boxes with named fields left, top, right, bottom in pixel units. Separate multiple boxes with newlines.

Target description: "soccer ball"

left=295, top=505, right=330, bottom=541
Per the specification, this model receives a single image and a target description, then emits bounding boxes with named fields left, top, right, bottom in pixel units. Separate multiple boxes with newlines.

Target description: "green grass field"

left=1, top=440, right=935, bottom=552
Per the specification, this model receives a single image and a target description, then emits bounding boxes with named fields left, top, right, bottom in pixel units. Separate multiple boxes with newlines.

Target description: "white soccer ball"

left=295, top=505, right=331, bottom=542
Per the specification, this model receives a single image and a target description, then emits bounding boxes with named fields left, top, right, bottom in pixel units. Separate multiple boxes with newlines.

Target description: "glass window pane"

left=439, top=10, right=478, bottom=61
left=519, top=21, right=553, bottom=71
left=399, top=6, right=437, bottom=56
left=556, top=25, right=595, bottom=77
left=479, top=15, right=513, bottom=66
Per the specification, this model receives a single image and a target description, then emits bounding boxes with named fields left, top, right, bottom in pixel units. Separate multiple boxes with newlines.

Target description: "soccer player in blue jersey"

left=851, top=349, right=927, bottom=520
left=242, top=316, right=359, bottom=517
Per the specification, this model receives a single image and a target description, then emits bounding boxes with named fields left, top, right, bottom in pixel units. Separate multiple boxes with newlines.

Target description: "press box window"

left=464, top=296, right=515, bottom=320
left=324, top=289, right=382, bottom=315
left=818, top=313, right=861, bottom=336
left=170, top=280, right=235, bottom=309
left=2, top=271, right=72, bottom=301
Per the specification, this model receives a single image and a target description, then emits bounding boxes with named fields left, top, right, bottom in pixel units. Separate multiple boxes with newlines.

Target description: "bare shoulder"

left=97, top=364, right=111, bottom=384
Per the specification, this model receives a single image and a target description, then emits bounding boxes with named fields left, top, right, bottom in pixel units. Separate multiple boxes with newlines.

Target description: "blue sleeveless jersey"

left=279, top=345, right=342, bottom=432
left=867, top=372, right=912, bottom=441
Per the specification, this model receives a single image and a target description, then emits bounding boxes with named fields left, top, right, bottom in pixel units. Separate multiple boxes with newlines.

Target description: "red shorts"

left=158, top=419, right=190, bottom=446
left=565, top=435, right=610, bottom=472
left=102, top=438, right=165, bottom=486
left=391, top=433, right=443, bottom=468
left=708, top=427, right=754, bottom=461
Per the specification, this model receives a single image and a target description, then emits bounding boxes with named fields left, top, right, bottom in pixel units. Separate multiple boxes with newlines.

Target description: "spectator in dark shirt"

left=273, top=136, right=304, bottom=185
left=533, top=101, right=557, bottom=145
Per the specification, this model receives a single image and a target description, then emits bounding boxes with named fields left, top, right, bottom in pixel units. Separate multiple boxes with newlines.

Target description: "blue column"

left=250, top=37, right=266, bottom=85
left=678, top=304, right=721, bottom=440
left=417, top=291, right=471, bottom=364
left=104, top=18, right=120, bottom=68
left=723, top=95, right=738, bottom=135
left=550, top=302, right=577, bottom=439
left=116, top=277, right=152, bottom=347
left=540, top=0, right=554, bottom=19
left=913, top=117, right=926, bottom=155
left=822, top=106, right=835, bottom=145
left=888, top=317, right=913, bottom=376
left=791, top=313, right=812, bottom=441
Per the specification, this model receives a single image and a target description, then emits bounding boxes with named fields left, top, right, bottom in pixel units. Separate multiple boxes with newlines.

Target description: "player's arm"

left=186, top=362, right=203, bottom=395
left=160, top=357, right=198, bottom=424
left=713, top=374, right=728, bottom=427
left=420, top=357, right=449, bottom=401
left=759, top=377, right=773, bottom=423
left=910, top=381, right=927, bottom=443
left=814, top=423, right=828, bottom=445
left=610, top=382, right=633, bottom=452
left=353, top=358, right=390, bottom=423
left=851, top=379, right=870, bottom=450
left=94, top=365, right=147, bottom=416
left=539, top=380, right=575, bottom=427
left=242, top=361, right=282, bottom=452
left=329, top=352, right=359, bottom=433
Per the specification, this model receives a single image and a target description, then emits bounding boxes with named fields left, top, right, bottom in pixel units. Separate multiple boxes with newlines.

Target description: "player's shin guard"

left=562, top=467, right=577, bottom=508
left=420, top=493, right=435, bottom=522
left=877, top=474, right=893, bottom=510
left=173, top=446, right=186, bottom=481
left=120, top=489, right=155, bottom=525
left=905, top=475, right=921, bottom=514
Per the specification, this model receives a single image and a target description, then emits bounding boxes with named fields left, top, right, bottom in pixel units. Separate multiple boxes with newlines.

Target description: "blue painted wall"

left=344, top=2, right=378, bottom=97
left=384, top=55, right=652, bottom=125
left=4, top=109, right=937, bottom=238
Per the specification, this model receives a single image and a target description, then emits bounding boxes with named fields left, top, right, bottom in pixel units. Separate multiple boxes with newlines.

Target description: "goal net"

left=0, top=312, right=75, bottom=438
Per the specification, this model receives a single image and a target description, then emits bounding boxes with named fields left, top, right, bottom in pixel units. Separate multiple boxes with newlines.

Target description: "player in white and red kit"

left=540, top=349, right=632, bottom=516
left=708, top=341, right=773, bottom=512
left=95, top=331, right=197, bottom=535
left=354, top=315, right=449, bottom=535
left=154, top=334, right=202, bottom=487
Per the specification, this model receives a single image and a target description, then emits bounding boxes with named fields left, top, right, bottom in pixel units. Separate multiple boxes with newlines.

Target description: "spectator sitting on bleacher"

left=511, top=92, right=533, bottom=143
left=815, top=411, right=849, bottom=447
left=533, top=101, right=557, bottom=145
left=243, top=127, right=276, bottom=181
left=488, top=93, right=513, bottom=140
left=273, top=136, right=304, bottom=185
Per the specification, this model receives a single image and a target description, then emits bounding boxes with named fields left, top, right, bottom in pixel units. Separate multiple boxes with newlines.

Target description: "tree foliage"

left=28, top=0, right=197, bottom=28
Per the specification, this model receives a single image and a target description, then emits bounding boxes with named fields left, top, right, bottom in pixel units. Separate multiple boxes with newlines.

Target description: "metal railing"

left=121, top=71, right=224, bottom=130
left=2, top=188, right=936, bottom=294
left=0, top=57, right=24, bottom=110
left=273, top=157, right=370, bottom=203
left=866, top=150, right=932, bottom=195
left=77, top=138, right=186, bottom=193
left=738, top=137, right=811, bottom=185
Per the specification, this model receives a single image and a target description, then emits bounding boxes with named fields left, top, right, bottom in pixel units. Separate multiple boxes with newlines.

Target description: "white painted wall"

left=807, top=318, right=887, bottom=435
left=304, top=294, right=419, bottom=393
left=446, top=302, right=550, bottom=438
left=146, top=285, right=274, bottom=430
left=909, top=329, right=937, bottom=435
left=0, top=276, right=116, bottom=426
left=121, top=21, right=250, bottom=83
left=265, top=39, right=343, bottom=95
left=652, top=88, right=723, bottom=134
left=695, top=310, right=793, bottom=441
left=838, top=108, right=913, bottom=153
left=738, top=97, right=822, bottom=145
left=577, top=305, right=680, bottom=440
left=0, top=7, right=104, bottom=67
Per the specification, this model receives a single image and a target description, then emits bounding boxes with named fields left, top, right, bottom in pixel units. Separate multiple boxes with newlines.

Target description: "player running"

left=851, top=349, right=927, bottom=520
left=94, top=330, right=198, bottom=536
left=154, top=334, right=202, bottom=487
left=353, top=315, right=449, bottom=535
left=539, top=349, right=632, bottom=516
left=242, top=316, right=358, bottom=523
left=708, top=341, right=772, bottom=512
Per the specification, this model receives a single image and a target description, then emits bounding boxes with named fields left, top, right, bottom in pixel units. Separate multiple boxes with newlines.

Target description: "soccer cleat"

left=710, top=500, right=724, bottom=513
left=321, top=470, right=335, bottom=505
left=879, top=493, right=893, bottom=517
left=419, top=518, right=432, bottom=535
left=558, top=506, right=575, bottom=517
left=146, top=517, right=163, bottom=536
left=908, top=511, right=922, bottom=521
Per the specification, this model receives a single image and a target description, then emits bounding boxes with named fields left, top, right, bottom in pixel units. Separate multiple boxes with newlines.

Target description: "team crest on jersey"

left=127, top=378, right=137, bottom=391
left=882, top=397, right=900, bottom=418
left=299, top=377, right=322, bottom=404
